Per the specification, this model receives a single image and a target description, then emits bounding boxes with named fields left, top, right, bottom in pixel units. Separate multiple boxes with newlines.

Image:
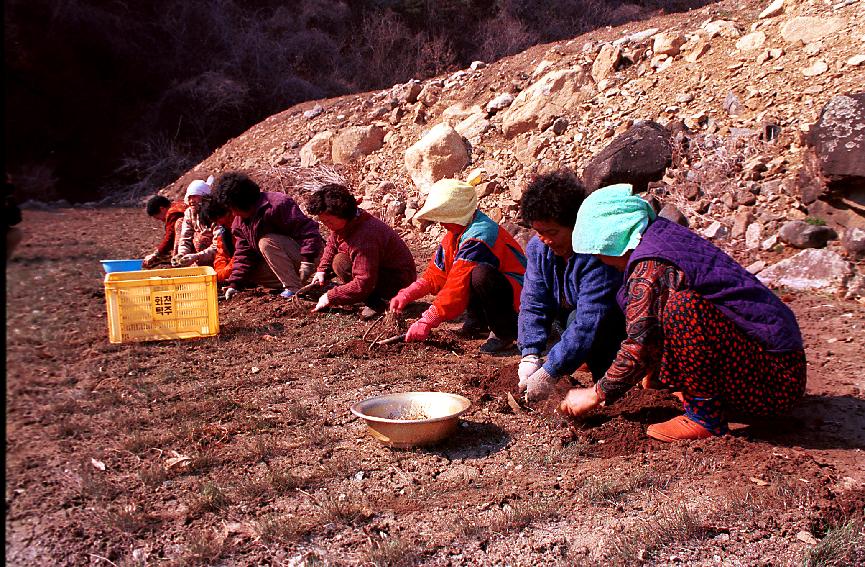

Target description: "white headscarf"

left=184, top=175, right=215, bottom=204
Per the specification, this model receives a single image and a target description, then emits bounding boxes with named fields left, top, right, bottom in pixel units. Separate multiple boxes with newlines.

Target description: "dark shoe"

left=479, top=332, right=515, bottom=354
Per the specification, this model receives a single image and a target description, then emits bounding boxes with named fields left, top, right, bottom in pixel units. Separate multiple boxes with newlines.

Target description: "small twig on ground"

left=362, top=315, right=385, bottom=342
left=88, top=554, right=119, bottom=567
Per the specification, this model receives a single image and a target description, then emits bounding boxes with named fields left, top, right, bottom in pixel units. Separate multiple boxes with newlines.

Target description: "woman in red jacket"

left=306, top=183, right=417, bottom=319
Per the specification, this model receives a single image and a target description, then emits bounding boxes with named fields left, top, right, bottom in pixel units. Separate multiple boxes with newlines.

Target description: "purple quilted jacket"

left=618, top=217, right=803, bottom=352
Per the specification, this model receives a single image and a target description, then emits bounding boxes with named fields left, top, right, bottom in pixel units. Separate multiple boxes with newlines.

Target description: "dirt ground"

left=5, top=208, right=865, bottom=566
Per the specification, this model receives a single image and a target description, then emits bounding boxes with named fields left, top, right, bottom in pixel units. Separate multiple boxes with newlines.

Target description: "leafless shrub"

left=476, top=12, right=537, bottom=62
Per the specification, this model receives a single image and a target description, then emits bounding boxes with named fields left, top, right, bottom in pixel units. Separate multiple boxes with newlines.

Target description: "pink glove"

left=404, top=305, right=444, bottom=342
left=406, top=320, right=432, bottom=342
left=389, top=279, right=433, bottom=312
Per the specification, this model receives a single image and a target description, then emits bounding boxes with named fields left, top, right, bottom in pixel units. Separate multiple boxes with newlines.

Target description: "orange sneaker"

left=647, top=415, right=715, bottom=442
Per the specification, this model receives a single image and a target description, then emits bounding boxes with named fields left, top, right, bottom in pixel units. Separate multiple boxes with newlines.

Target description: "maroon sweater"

left=318, top=210, right=416, bottom=305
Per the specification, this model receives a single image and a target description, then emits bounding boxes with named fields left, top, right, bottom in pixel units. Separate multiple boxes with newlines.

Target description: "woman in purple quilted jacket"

left=559, top=184, right=806, bottom=442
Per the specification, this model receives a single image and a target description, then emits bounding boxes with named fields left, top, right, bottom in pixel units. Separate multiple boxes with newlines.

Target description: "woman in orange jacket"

left=390, top=179, right=527, bottom=353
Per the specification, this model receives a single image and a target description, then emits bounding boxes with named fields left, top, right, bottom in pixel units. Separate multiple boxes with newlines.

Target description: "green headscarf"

left=571, top=184, right=657, bottom=256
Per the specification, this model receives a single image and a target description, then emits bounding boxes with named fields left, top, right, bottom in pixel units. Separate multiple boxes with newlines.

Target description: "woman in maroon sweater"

left=306, top=184, right=416, bottom=319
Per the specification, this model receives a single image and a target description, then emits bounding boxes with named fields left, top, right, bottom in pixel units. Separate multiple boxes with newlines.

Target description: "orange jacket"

left=212, top=217, right=236, bottom=283
left=421, top=211, right=526, bottom=320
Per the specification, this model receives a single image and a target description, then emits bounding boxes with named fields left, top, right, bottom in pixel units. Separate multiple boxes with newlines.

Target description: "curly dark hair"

left=198, top=196, right=229, bottom=226
left=213, top=171, right=261, bottom=212
left=305, top=183, right=358, bottom=220
left=520, top=170, right=586, bottom=228
left=145, top=195, right=170, bottom=216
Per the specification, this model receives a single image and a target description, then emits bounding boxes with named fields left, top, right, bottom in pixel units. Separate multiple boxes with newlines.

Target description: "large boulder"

left=404, top=123, right=470, bottom=195
left=757, top=249, right=853, bottom=294
left=591, top=44, right=622, bottom=84
left=299, top=131, right=334, bottom=167
left=778, top=220, right=837, bottom=248
left=581, top=121, right=672, bottom=193
left=780, top=16, right=845, bottom=44
left=500, top=69, right=593, bottom=138
left=331, top=125, right=385, bottom=164
left=797, top=93, right=865, bottom=228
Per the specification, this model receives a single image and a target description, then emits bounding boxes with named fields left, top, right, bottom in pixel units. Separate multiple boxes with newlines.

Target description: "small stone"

left=846, top=54, right=865, bottom=67
left=676, top=92, right=695, bottom=104
left=659, top=204, right=689, bottom=226
left=746, top=223, right=763, bottom=249
left=703, top=221, right=729, bottom=240
left=551, top=117, right=569, bottom=135
left=759, top=0, right=784, bottom=19
left=486, top=93, right=515, bottom=114
left=804, top=42, right=822, bottom=56
left=762, top=234, right=778, bottom=250
left=796, top=531, right=819, bottom=545
left=724, top=91, right=745, bottom=116
left=470, top=61, right=486, bottom=70
left=736, top=31, right=766, bottom=51
left=303, top=105, right=324, bottom=120
left=801, top=60, right=828, bottom=77
left=653, top=32, right=686, bottom=56
left=746, top=260, right=767, bottom=274
left=737, top=191, right=757, bottom=206
left=733, top=211, right=755, bottom=238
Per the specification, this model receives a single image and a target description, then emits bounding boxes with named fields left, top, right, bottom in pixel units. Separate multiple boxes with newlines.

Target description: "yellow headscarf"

left=415, top=178, right=478, bottom=225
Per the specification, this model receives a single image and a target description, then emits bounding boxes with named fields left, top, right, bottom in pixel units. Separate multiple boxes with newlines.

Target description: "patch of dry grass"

left=193, top=482, right=229, bottom=514
left=459, top=499, right=558, bottom=537
left=366, top=536, right=420, bottom=567
left=182, top=529, right=223, bottom=566
left=314, top=491, right=371, bottom=525
left=804, top=516, right=865, bottom=567
left=605, top=502, right=709, bottom=565
left=256, top=513, right=308, bottom=544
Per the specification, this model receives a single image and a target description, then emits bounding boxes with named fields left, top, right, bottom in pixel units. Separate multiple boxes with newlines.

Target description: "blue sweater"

left=518, top=236, right=623, bottom=377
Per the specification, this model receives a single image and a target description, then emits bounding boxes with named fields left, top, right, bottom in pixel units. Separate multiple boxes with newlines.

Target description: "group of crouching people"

left=144, top=169, right=806, bottom=442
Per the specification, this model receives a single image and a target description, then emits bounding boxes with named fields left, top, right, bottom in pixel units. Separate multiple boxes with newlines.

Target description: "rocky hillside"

left=161, top=0, right=865, bottom=299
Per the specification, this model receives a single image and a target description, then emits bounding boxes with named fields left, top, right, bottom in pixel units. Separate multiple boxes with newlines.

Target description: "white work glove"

left=313, top=291, right=331, bottom=312
left=224, top=287, right=238, bottom=301
left=171, top=253, right=195, bottom=267
left=525, top=367, right=558, bottom=404
left=299, top=261, right=316, bottom=284
left=311, top=271, right=327, bottom=286
left=143, top=252, right=159, bottom=269
left=517, top=355, right=542, bottom=393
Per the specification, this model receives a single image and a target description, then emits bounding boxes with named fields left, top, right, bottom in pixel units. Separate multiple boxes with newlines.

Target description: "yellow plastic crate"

left=104, top=266, right=219, bottom=344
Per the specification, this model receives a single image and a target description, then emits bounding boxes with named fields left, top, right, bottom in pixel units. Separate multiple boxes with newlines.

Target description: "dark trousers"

left=332, top=252, right=404, bottom=309
left=466, top=263, right=518, bottom=341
